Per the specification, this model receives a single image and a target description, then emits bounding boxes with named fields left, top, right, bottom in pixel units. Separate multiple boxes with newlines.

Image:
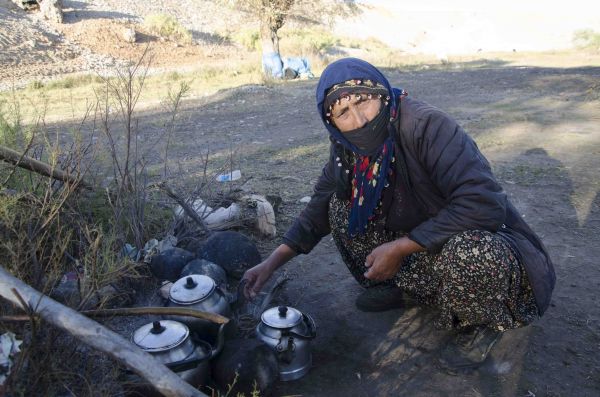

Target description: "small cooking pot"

left=131, top=320, right=224, bottom=388
left=256, top=306, right=316, bottom=381
left=167, top=274, right=231, bottom=336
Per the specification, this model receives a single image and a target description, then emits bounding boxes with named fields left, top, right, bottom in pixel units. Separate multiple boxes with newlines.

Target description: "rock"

left=211, top=338, right=279, bottom=396
left=198, top=231, right=261, bottom=279
left=148, top=248, right=195, bottom=281
left=265, top=194, right=282, bottom=213
left=122, top=27, right=136, bottom=43
left=158, top=281, right=173, bottom=300
left=177, top=237, right=204, bottom=254
left=40, top=0, right=63, bottom=24
left=180, top=259, right=228, bottom=289
left=243, top=195, right=276, bottom=237
left=50, top=271, right=80, bottom=307
left=300, top=196, right=311, bottom=203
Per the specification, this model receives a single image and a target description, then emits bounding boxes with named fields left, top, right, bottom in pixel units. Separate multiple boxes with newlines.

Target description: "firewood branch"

left=0, top=144, right=92, bottom=190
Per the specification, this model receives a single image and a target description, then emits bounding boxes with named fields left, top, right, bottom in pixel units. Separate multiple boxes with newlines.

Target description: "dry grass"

left=144, top=13, right=193, bottom=44
left=0, top=52, right=195, bottom=395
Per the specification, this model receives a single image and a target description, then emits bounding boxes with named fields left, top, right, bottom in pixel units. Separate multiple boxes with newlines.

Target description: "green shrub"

left=573, top=29, right=600, bottom=51
left=144, top=13, right=193, bottom=44
left=28, top=80, right=44, bottom=90
left=233, top=28, right=261, bottom=51
left=167, top=71, right=183, bottom=81
left=280, top=29, right=339, bottom=55
left=0, top=97, right=31, bottom=151
left=45, top=74, right=102, bottom=90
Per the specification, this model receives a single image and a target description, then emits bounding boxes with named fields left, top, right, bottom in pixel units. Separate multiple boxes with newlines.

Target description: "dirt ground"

left=46, top=64, right=599, bottom=396
left=3, top=1, right=600, bottom=396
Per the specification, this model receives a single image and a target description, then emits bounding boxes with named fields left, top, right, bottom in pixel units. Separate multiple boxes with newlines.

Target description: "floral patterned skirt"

left=329, top=194, right=539, bottom=331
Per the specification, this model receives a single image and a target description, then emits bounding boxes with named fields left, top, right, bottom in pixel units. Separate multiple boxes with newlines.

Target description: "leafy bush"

left=45, top=74, right=102, bottom=90
left=144, top=13, right=193, bottom=44
left=233, top=28, right=261, bottom=51
left=573, top=29, right=600, bottom=52
left=280, top=29, right=339, bottom=55
left=28, top=80, right=44, bottom=90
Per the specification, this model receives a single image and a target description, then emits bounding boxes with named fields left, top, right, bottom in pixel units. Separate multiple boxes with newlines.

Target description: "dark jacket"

left=283, top=97, right=556, bottom=315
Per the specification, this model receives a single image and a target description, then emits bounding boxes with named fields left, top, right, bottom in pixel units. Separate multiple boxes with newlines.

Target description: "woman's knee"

left=437, top=230, right=515, bottom=280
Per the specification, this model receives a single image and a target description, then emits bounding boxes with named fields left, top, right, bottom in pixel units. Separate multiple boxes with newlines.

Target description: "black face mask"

left=339, top=103, right=390, bottom=156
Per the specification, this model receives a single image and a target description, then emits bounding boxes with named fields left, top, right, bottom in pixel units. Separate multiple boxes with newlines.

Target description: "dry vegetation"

left=0, top=50, right=209, bottom=395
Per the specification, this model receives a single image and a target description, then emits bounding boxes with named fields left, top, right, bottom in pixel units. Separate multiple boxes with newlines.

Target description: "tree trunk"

left=259, top=16, right=281, bottom=58
left=258, top=0, right=294, bottom=72
left=0, top=144, right=92, bottom=189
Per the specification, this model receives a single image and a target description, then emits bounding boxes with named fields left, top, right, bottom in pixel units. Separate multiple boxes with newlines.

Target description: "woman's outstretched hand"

left=364, top=237, right=424, bottom=282
left=242, top=262, right=274, bottom=300
left=241, top=244, right=298, bottom=299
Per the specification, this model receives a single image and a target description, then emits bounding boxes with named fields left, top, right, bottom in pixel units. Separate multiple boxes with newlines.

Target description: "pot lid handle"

left=184, top=277, right=197, bottom=289
left=150, top=321, right=166, bottom=335
left=278, top=306, right=288, bottom=317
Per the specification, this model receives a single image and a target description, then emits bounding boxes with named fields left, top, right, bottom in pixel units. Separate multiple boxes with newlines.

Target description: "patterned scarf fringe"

left=348, top=137, right=394, bottom=236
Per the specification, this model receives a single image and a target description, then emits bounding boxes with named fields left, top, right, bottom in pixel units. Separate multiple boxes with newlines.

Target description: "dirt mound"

left=0, top=0, right=84, bottom=88
left=0, top=0, right=243, bottom=90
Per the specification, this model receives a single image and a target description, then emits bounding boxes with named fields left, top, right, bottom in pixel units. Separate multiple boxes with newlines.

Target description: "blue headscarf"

left=316, top=58, right=404, bottom=236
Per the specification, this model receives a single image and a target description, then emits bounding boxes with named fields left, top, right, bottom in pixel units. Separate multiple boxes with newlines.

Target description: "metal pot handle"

left=227, top=278, right=247, bottom=309
left=211, top=323, right=226, bottom=358
left=165, top=355, right=206, bottom=373
left=190, top=323, right=226, bottom=359
left=289, top=313, right=317, bottom=340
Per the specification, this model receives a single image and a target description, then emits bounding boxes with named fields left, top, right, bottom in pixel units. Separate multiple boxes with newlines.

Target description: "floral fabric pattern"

left=329, top=194, right=538, bottom=331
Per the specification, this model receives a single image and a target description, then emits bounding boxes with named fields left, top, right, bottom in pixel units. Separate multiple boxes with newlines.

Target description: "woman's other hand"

left=241, top=244, right=297, bottom=299
left=364, top=237, right=424, bottom=282
left=242, top=262, right=274, bottom=299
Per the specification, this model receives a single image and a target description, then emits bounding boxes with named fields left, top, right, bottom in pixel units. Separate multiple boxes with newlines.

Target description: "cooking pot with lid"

left=130, top=319, right=224, bottom=389
left=167, top=274, right=231, bottom=336
left=256, top=305, right=316, bottom=381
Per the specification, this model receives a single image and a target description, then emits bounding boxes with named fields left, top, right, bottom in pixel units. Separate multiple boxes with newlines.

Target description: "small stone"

left=40, top=0, right=63, bottom=24
left=149, top=248, right=195, bottom=281
left=180, top=259, right=228, bottom=289
left=198, top=231, right=261, bottom=279
left=300, top=196, right=311, bottom=203
left=122, top=27, right=136, bottom=43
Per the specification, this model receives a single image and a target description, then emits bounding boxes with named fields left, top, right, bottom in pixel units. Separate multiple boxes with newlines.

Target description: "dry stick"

left=81, top=306, right=230, bottom=324
left=152, top=181, right=210, bottom=234
left=0, top=145, right=92, bottom=190
left=1, top=306, right=230, bottom=324
left=0, top=266, right=206, bottom=397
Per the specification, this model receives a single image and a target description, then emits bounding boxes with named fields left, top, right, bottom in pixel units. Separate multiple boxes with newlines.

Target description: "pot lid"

left=132, top=320, right=190, bottom=353
left=169, top=274, right=216, bottom=305
left=261, top=306, right=303, bottom=329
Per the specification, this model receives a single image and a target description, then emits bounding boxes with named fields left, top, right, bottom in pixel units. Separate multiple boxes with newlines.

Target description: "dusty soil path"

left=50, top=63, right=600, bottom=396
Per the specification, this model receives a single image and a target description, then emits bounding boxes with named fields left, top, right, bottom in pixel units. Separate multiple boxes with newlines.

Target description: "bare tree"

left=222, top=0, right=359, bottom=66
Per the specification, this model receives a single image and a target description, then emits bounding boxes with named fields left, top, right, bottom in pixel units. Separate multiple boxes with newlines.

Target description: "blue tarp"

left=262, top=52, right=284, bottom=78
left=283, top=57, right=314, bottom=79
left=262, top=52, right=314, bottom=79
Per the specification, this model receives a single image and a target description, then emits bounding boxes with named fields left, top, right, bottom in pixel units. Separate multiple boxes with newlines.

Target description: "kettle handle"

left=288, top=313, right=317, bottom=340
left=189, top=322, right=226, bottom=359
left=210, top=323, right=226, bottom=358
